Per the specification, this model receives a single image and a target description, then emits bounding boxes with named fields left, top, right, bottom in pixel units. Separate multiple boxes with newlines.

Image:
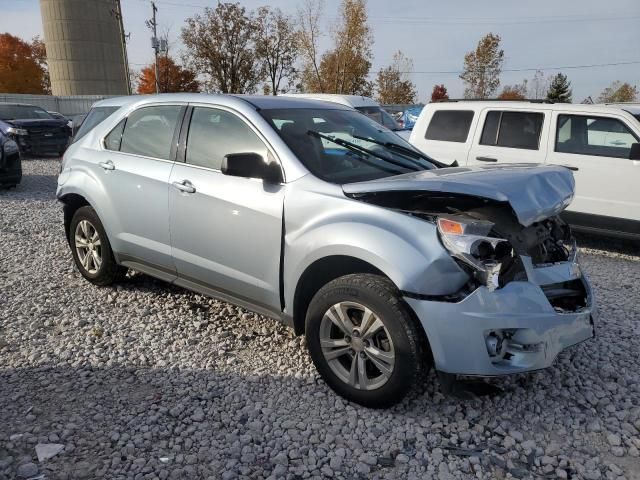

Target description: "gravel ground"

left=1, top=158, right=639, bottom=480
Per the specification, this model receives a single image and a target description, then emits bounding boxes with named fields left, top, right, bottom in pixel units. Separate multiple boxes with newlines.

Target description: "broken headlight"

left=437, top=216, right=514, bottom=291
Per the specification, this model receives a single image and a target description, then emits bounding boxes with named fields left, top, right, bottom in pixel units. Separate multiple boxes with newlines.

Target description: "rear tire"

left=305, top=274, right=430, bottom=408
left=69, top=206, right=123, bottom=286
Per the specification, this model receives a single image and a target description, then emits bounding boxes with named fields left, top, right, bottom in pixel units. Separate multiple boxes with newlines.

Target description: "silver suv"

left=57, top=94, right=596, bottom=407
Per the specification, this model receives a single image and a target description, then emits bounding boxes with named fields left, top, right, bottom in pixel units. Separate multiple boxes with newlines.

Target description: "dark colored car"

left=0, top=103, right=71, bottom=156
left=0, top=129, right=21, bottom=188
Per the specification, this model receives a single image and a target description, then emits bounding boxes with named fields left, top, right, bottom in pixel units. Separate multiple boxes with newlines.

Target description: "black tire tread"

left=69, top=206, right=124, bottom=286
left=306, top=273, right=432, bottom=408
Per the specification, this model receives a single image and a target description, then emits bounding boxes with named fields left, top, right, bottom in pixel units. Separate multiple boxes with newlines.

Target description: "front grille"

left=541, top=279, right=587, bottom=313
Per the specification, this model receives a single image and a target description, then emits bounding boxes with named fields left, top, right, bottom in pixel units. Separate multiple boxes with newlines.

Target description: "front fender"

left=283, top=179, right=468, bottom=311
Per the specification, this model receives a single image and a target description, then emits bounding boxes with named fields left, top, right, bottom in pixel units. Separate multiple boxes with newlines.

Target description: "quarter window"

left=556, top=114, right=639, bottom=159
left=118, top=105, right=182, bottom=160
left=425, top=110, right=474, bottom=143
left=104, top=119, right=125, bottom=151
left=185, top=107, right=268, bottom=170
left=480, top=111, right=544, bottom=150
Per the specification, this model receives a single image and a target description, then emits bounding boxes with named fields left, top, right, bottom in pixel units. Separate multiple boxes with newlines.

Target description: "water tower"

left=40, top=0, right=130, bottom=95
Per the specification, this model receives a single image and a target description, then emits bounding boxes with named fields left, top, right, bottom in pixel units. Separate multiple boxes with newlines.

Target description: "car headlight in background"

left=437, top=216, right=514, bottom=291
left=6, top=127, right=28, bottom=136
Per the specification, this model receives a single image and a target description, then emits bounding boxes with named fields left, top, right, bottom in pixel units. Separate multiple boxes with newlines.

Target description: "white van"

left=410, top=101, right=640, bottom=239
left=281, top=94, right=409, bottom=138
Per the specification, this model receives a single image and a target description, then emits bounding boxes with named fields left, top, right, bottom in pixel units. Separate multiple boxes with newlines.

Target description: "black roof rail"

left=434, top=98, right=555, bottom=104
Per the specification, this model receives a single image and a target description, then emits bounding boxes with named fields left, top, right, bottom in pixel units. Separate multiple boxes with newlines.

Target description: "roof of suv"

left=90, top=93, right=352, bottom=111
left=280, top=93, right=380, bottom=108
left=427, top=100, right=639, bottom=116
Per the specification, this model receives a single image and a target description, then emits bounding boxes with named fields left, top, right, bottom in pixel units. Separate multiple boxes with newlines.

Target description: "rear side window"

left=480, top=111, right=544, bottom=150
left=104, top=119, right=125, bottom=151
left=355, top=106, right=400, bottom=130
left=425, top=110, right=474, bottom=142
left=74, top=106, right=120, bottom=142
left=119, top=105, right=182, bottom=160
left=185, top=107, right=268, bottom=170
left=556, top=114, right=639, bottom=159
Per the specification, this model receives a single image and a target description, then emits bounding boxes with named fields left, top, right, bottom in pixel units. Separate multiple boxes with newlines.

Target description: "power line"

left=137, top=0, right=640, bottom=26
left=376, top=60, right=640, bottom=76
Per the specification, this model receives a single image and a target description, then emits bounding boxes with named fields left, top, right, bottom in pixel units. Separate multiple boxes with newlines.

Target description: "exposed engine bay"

left=349, top=190, right=578, bottom=295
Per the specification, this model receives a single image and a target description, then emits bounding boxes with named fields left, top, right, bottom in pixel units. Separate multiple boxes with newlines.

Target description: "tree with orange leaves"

left=0, top=33, right=50, bottom=94
left=137, top=56, right=200, bottom=94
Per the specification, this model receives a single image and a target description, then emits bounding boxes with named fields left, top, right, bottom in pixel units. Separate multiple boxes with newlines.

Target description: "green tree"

left=255, top=7, right=299, bottom=95
left=375, top=51, right=417, bottom=104
left=597, top=81, right=638, bottom=103
left=460, top=33, right=504, bottom=99
left=181, top=3, right=263, bottom=93
left=546, top=73, right=572, bottom=103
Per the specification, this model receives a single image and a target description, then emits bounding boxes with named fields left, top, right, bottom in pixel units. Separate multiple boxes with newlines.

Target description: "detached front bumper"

left=406, top=258, right=596, bottom=376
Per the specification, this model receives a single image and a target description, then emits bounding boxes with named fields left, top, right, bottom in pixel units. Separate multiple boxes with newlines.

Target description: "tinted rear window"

left=425, top=110, right=474, bottom=142
left=73, top=106, right=121, bottom=142
left=480, top=111, right=544, bottom=150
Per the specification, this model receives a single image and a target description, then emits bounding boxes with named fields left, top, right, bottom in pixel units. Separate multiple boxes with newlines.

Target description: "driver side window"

left=185, top=107, right=269, bottom=170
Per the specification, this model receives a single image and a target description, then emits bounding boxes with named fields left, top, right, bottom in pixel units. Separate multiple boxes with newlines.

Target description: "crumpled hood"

left=343, top=164, right=575, bottom=227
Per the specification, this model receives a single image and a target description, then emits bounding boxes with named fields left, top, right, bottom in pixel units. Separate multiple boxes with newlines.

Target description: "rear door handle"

left=98, top=160, right=115, bottom=171
left=476, top=156, right=498, bottom=162
left=172, top=180, right=196, bottom=194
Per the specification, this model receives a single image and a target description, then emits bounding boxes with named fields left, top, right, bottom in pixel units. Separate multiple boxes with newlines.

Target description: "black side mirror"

left=629, top=143, right=640, bottom=160
left=221, top=152, right=283, bottom=183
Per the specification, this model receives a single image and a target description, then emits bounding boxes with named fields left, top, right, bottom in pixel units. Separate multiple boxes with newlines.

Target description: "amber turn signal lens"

left=437, top=218, right=465, bottom=235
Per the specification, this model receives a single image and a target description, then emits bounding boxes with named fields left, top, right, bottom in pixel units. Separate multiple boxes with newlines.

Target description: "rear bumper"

left=406, top=263, right=595, bottom=376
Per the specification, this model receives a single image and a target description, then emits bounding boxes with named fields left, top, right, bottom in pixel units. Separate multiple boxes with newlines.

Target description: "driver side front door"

left=168, top=106, right=285, bottom=316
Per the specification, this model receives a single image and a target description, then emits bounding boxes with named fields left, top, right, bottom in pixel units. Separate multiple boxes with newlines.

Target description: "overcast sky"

left=3, top=0, right=639, bottom=101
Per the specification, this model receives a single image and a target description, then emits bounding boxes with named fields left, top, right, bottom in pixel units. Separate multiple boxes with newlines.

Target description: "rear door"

left=547, top=111, right=640, bottom=226
left=168, top=105, right=285, bottom=313
left=466, top=109, right=549, bottom=166
left=98, top=103, right=185, bottom=276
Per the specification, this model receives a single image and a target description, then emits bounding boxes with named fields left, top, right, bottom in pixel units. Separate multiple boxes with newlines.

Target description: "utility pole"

left=111, top=0, right=131, bottom=94
left=146, top=1, right=159, bottom=93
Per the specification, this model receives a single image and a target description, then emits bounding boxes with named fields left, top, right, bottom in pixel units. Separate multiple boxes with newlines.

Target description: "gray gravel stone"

left=1, top=159, right=639, bottom=480
left=16, top=462, right=38, bottom=478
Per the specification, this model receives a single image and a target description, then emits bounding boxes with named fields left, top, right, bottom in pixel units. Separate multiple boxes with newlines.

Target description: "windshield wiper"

left=307, top=130, right=422, bottom=172
left=351, top=134, right=452, bottom=169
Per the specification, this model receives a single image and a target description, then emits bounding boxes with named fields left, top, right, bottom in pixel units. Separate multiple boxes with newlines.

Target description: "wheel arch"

left=292, top=255, right=386, bottom=336
left=59, top=193, right=91, bottom=245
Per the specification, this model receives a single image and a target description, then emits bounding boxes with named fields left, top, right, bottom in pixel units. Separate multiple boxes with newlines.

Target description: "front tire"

left=305, top=274, right=430, bottom=408
left=69, top=206, right=122, bottom=286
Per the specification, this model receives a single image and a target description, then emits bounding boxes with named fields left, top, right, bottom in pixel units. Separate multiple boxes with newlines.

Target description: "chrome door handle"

left=98, top=160, right=115, bottom=170
left=476, top=156, right=498, bottom=162
left=172, top=180, right=196, bottom=194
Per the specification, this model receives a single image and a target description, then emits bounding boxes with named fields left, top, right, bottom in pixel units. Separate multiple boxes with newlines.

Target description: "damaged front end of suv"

left=343, top=165, right=596, bottom=376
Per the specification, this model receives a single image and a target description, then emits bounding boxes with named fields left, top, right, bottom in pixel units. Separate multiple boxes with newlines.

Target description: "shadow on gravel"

left=0, top=174, right=58, bottom=201
left=575, top=233, right=640, bottom=257
left=0, top=363, right=537, bottom=480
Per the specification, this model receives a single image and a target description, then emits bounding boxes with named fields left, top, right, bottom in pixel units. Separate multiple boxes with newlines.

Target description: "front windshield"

left=0, top=105, right=52, bottom=120
left=261, top=108, right=436, bottom=184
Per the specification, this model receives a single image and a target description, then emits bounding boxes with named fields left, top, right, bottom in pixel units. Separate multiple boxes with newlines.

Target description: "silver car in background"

left=57, top=94, right=595, bottom=407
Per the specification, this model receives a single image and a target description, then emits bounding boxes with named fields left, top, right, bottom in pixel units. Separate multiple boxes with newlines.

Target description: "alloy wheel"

left=74, top=219, right=102, bottom=274
left=319, top=301, right=395, bottom=390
